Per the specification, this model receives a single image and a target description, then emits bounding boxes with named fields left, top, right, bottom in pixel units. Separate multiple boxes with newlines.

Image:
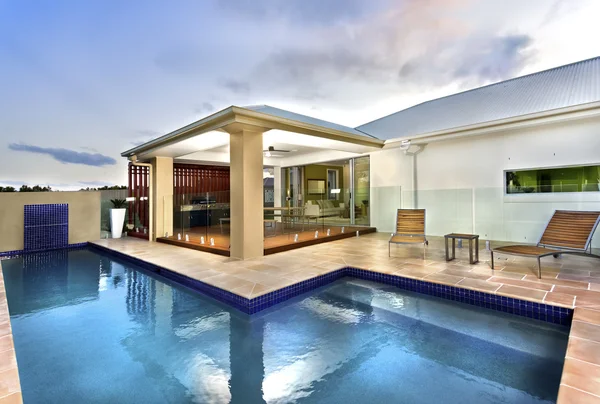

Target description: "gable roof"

left=357, top=56, right=600, bottom=140
left=244, top=105, right=377, bottom=139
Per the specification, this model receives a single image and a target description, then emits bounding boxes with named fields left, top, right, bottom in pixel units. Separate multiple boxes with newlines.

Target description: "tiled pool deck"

left=2, top=232, right=600, bottom=402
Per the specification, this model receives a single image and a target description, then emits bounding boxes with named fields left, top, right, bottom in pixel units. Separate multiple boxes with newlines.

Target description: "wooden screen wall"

left=128, top=163, right=150, bottom=231
left=173, top=164, right=230, bottom=202
left=127, top=163, right=231, bottom=230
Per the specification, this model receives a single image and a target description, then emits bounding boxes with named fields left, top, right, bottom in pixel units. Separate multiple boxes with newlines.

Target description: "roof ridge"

left=357, top=56, right=600, bottom=128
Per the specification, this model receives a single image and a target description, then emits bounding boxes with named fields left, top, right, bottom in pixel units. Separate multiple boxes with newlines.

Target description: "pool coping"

left=0, top=261, right=22, bottom=404
left=2, top=242, right=600, bottom=402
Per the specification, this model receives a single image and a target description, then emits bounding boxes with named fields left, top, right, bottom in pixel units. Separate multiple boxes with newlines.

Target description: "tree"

left=1, top=186, right=16, bottom=192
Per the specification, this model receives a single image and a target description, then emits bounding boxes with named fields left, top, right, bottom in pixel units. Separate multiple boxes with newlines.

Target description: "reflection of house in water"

left=2, top=249, right=100, bottom=315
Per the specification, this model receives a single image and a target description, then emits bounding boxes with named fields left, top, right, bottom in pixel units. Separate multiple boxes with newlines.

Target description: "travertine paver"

left=0, top=261, right=22, bottom=404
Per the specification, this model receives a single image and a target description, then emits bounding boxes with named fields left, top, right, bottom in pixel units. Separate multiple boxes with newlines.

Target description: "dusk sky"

left=1, top=0, right=599, bottom=190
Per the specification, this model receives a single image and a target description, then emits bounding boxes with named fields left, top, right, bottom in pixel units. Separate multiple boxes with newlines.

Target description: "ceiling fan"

left=263, top=146, right=292, bottom=157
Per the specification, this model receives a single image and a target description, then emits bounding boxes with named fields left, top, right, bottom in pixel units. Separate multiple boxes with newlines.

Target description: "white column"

left=228, top=128, right=265, bottom=259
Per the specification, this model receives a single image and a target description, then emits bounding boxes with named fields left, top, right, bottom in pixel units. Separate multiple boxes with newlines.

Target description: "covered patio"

left=121, top=105, right=384, bottom=259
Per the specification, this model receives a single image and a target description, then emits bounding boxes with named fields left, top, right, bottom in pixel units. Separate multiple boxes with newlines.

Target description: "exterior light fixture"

left=294, top=234, right=299, bottom=242
left=125, top=197, right=136, bottom=202
left=200, top=236, right=205, bottom=244
left=400, top=139, right=411, bottom=150
left=177, top=233, right=181, bottom=240
left=165, top=232, right=169, bottom=237
left=210, top=238, right=215, bottom=246
left=356, top=231, right=360, bottom=237
left=341, top=227, right=345, bottom=233
left=331, top=189, right=341, bottom=194
left=185, top=234, right=189, bottom=242
left=327, top=229, right=331, bottom=236
left=314, top=231, right=319, bottom=238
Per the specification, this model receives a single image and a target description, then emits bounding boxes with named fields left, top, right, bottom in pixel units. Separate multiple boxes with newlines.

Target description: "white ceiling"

left=161, top=129, right=380, bottom=167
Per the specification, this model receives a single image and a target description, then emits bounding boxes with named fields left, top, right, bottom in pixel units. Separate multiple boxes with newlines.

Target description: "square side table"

left=444, top=233, right=479, bottom=264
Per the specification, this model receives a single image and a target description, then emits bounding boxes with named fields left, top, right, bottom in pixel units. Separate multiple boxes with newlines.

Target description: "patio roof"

left=122, top=105, right=384, bottom=161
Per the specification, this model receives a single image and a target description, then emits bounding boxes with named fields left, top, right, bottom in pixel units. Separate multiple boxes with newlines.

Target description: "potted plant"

left=110, top=199, right=127, bottom=239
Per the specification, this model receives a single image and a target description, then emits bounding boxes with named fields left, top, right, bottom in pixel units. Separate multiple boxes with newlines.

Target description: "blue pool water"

left=2, top=248, right=568, bottom=404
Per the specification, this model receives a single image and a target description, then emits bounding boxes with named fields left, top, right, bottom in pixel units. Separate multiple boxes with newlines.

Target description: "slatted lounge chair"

left=389, top=209, right=428, bottom=256
left=491, top=210, right=600, bottom=278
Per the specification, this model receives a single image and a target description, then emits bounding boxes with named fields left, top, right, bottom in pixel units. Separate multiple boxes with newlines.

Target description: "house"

left=123, top=56, right=600, bottom=259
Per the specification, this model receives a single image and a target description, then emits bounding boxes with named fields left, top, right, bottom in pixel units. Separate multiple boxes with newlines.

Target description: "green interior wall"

left=304, top=165, right=344, bottom=201
left=507, top=165, right=600, bottom=193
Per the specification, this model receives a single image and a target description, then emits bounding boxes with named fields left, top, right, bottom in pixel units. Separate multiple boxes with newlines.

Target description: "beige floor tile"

left=0, top=392, right=23, bottom=404
left=567, top=337, right=600, bottom=366
left=574, top=308, right=600, bottom=325
left=495, top=285, right=546, bottom=302
left=0, top=336, right=13, bottom=354
left=439, top=269, right=491, bottom=280
left=489, top=277, right=553, bottom=291
left=571, top=321, right=600, bottom=343
left=544, top=292, right=576, bottom=308
left=249, top=284, right=276, bottom=298
left=0, top=368, right=20, bottom=398
left=560, top=358, right=600, bottom=399
left=457, top=278, right=502, bottom=293
left=423, top=273, right=464, bottom=285
left=557, top=385, right=600, bottom=404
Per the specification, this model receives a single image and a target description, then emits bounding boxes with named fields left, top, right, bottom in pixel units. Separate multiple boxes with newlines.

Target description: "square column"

left=229, top=128, right=264, bottom=259
left=151, top=156, right=173, bottom=241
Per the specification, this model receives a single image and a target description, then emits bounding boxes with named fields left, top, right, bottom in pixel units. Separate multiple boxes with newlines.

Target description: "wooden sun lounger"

left=389, top=209, right=429, bottom=256
left=491, top=210, right=600, bottom=278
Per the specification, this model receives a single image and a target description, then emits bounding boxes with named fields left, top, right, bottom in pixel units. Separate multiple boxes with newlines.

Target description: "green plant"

left=110, top=199, right=127, bottom=209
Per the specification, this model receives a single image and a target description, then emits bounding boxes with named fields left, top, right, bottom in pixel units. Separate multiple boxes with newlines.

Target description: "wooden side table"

left=444, top=233, right=479, bottom=264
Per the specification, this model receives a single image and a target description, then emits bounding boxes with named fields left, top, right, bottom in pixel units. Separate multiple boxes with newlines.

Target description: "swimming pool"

left=2, top=248, right=568, bottom=403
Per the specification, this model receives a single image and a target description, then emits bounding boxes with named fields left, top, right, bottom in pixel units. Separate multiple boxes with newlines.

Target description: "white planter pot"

left=110, top=208, right=126, bottom=239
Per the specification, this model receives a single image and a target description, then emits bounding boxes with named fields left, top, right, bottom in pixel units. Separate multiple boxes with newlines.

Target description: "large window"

left=505, top=164, right=600, bottom=194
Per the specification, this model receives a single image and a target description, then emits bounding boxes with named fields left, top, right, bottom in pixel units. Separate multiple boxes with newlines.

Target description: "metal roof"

left=357, top=56, right=600, bottom=140
left=244, top=105, right=377, bottom=139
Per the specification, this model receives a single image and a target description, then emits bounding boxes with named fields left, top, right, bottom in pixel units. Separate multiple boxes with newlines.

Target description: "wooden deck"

left=158, top=224, right=376, bottom=256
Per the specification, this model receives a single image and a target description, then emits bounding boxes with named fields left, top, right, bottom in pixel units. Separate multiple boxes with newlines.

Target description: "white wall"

left=369, top=115, right=600, bottom=247
left=369, top=148, right=412, bottom=232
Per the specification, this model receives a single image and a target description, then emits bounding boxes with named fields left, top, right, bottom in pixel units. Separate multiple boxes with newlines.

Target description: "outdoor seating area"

left=492, top=210, right=600, bottom=278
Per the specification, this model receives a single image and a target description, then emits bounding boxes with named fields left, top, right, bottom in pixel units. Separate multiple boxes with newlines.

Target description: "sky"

left=0, top=0, right=599, bottom=190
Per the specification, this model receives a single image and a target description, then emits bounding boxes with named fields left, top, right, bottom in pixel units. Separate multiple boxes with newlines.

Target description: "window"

left=505, top=164, right=600, bottom=194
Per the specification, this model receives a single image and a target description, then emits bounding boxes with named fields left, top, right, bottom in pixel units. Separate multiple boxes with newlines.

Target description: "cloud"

left=135, top=129, right=161, bottom=137
left=218, top=0, right=385, bottom=26
left=78, top=181, right=114, bottom=187
left=8, top=144, right=117, bottom=166
left=219, top=0, right=534, bottom=106
left=220, top=79, right=250, bottom=94
left=194, top=102, right=216, bottom=115
left=153, top=47, right=206, bottom=75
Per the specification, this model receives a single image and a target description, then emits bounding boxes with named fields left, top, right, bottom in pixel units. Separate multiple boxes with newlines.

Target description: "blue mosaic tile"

left=23, top=204, right=68, bottom=252
left=0, top=242, right=88, bottom=260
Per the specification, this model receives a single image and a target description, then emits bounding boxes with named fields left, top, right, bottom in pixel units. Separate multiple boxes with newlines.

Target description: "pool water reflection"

left=2, top=249, right=568, bottom=403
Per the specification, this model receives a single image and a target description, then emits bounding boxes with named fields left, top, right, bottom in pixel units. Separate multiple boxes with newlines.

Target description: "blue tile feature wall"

left=89, top=244, right=573, bottom=325
left=24, top=204, right=68, bottom=252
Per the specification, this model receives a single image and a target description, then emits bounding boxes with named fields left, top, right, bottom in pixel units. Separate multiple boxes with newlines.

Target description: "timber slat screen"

left=173, top=164, right=230, bottom=203
left=128, top=164, right=150, bottom=237
left=127, top=163, right=230, bottom=238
